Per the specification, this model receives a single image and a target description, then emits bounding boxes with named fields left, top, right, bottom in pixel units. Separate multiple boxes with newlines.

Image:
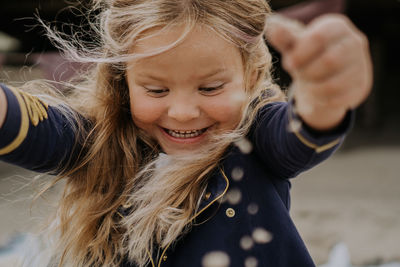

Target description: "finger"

left=309, top=83, right=366, bottom=110
left=265, top=14, right=304, bottom=54
left=288, top=14, right=354, bottom=70
left=303, top=63, right=371, bottom=108
left=297, top=35, right=356, bottom=81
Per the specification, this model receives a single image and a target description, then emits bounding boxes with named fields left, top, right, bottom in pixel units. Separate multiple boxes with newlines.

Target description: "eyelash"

left=199, top=84, right=224, bottom=93
left=145, top=88, right=169, bottom=96
left=144, top=84, right=225, bottom=96
left=146, top=88, right=167, bottom=93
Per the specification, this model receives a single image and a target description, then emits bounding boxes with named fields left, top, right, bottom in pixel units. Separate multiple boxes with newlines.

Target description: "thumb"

left=264, top=14, right=305, bottom=54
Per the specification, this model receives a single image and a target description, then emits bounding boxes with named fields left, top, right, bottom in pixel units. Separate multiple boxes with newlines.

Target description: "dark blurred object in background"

left=273, top=0, right=345, bottom=23
left=345, top=0, right=400, bottom=135
left=0, top=0, right=91, bottom=52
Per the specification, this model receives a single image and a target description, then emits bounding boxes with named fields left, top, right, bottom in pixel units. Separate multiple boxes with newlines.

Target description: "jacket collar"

left=195, top=167, right=230, bottom=218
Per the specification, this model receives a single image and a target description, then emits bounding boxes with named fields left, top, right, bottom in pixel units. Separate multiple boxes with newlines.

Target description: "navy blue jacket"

left=0, top=84, right=352, bottom=267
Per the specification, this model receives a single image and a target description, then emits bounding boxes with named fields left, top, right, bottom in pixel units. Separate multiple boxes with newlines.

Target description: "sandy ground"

left=0, top=166, right=61, bottom=246
left=291, top=145, right=400, bottom=265
left=0, top=144, right=399, bottom=266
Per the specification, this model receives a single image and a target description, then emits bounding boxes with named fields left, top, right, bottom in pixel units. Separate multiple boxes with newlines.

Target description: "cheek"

left=130, top=94, right=163, bottom=125
left=203, top=93, right=245, bottom=124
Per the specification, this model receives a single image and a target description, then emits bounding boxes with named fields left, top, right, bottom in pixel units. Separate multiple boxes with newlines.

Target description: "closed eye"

left=199, top=84, right=225, bottom=95
left=144, top=87, right=169, bottom=97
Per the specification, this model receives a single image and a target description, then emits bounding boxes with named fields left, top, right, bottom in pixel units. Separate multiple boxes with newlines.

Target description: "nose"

left=167, top=98, right=200, bottom=122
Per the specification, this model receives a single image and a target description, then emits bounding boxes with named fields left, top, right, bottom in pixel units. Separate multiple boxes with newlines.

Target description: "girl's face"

left=126, top=25, right=247, bottom=155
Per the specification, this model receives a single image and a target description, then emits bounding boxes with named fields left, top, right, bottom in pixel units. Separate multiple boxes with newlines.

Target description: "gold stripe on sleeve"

left=0, top=86, right=30, bottom=155
left=19, top=90, right=49, bottom=126
left=288, top=103, right=342, bottom=154
left=292, top=129, right=341, bottom=153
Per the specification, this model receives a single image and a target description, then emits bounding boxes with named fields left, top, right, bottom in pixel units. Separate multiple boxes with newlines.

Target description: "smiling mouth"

left=163, top=127, right=209, bottom=139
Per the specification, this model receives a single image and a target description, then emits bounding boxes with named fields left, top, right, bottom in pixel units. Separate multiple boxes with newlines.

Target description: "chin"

left=162, top=146, right=200, bottom=156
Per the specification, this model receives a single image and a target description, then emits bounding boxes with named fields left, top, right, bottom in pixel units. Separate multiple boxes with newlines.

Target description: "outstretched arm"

left=250, top=101, right=353, bottom=179
left=251, top=14, right=372, bottom=178
left=0, top=84, right=83, bottom=174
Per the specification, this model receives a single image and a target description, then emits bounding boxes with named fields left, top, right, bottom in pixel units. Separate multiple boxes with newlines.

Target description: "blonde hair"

left=27, top=0, right=285, bottom=266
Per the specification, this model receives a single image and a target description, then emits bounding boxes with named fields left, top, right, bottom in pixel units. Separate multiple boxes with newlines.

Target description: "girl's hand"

left=266, top=14, right=373, bottom=131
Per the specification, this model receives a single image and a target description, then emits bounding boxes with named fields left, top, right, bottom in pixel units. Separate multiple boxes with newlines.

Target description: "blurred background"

left=0, top=0, right=399, bottom=266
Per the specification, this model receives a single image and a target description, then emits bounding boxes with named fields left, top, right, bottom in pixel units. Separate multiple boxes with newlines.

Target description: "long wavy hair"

left=21, top=0, right=285, bottom=266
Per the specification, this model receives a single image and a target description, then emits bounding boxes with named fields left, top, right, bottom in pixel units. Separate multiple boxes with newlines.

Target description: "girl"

left=0, top=0, right=372, bottom=266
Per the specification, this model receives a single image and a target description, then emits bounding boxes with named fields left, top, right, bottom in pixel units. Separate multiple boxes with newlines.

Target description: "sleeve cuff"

left=287, top=101, right=354, bottom=153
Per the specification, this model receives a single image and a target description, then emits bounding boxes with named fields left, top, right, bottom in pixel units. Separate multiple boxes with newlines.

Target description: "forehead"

left=128, top=25, right=244, bottom=79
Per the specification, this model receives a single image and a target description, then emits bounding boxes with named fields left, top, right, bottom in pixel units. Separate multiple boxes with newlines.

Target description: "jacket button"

left=226, top=208, right=235, bottom=218
left=204, top=192, right=211, bottom=200
left=163, top=255, right=168, bottom=261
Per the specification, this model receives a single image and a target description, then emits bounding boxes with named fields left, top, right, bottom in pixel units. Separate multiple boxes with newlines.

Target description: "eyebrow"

left=136, top=68, right=228, bottom=81
left=197, top=68, right=228, bottom=79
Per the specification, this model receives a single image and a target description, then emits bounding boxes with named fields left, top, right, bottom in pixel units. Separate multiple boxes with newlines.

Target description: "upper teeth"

left=167, top=129, right=204, bottom=138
